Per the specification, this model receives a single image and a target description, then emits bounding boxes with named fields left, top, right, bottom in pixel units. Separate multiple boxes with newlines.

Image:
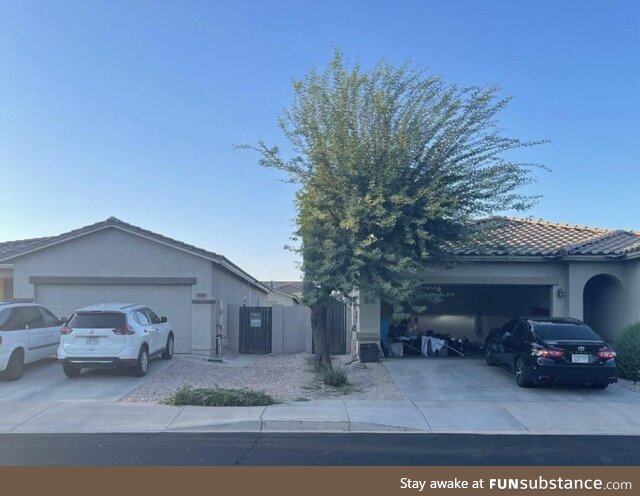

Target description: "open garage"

left=381, top=284, right=552, bottom=357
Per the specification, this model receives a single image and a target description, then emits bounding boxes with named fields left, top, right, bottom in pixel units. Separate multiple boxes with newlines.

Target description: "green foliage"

left=614, top=322, right=640, bottom=381
left=241, top=49, right=546, bottom=317
left=163, top=386, right=276, bottom=407
left=322, top=367, right=349, bottom=388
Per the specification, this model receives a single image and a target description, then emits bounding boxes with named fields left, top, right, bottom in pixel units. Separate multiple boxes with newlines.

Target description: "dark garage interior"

left=381, top=284, right=552, bottom=358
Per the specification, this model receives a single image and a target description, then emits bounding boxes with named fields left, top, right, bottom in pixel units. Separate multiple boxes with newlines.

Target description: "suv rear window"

left=68, top=312, right=126, bottom=329
left=534, top=323, right=602, bottom=341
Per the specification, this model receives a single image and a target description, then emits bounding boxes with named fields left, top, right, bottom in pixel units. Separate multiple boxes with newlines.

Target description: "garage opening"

left=381, top=284, right=552, bottom=358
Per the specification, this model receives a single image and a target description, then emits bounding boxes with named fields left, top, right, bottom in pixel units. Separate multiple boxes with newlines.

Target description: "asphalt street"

left=1, top=433, right=638, bottom=465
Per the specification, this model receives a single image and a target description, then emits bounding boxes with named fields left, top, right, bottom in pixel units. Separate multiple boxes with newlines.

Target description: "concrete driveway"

left=384, top=357, right=640, bottom=403
left=0, top=357, right=172, bottom=402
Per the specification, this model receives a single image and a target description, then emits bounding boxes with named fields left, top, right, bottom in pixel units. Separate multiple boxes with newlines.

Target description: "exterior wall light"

left=556, top=289, right=565, bottom=298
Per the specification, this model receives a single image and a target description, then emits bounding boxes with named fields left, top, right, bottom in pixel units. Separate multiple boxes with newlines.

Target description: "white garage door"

left=35, top=284, right=192, bottom=353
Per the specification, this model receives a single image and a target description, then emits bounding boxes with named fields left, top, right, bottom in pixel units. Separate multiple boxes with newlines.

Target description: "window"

left=1, top=307, right=43, bottom=331
left=2, top=309, right=26, bottom=331
left=512, top=321, right=527, bottom=339
left=144, top=308, right=162, bottom=325
left=2, top=279, right=13, bottom=301
left=68, top=312, right=126, bottom=329
left=39, top=307, right=60, bottom=327
left=500, top=320, right=517, bottom=337
left=0, top=309, right=10, bottom=329
left=21, top=306, right=46, bottom=329
left=134, top=310, right=151, bottom=326
left=534, top=323, right=602, bottom=341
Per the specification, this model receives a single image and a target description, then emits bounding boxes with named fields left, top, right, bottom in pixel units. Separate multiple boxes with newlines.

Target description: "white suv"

left=58, top=303, right=174, bottom=378
left=0, top=302, right=63, bottom=380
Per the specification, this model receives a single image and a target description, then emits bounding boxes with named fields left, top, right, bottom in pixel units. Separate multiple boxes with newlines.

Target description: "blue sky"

left=1, top=0, right=638, bottom=280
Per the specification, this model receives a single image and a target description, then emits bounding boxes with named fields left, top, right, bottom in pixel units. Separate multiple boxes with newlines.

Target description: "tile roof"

left=1, top=216, right=639, bottom=280
left=0, top=236, right=53, bottom=259
left=261, top=281, right=304, bottom=297
left=0, top=217, right=268, bottom=292
left=456, top=217, right=640, bottom=257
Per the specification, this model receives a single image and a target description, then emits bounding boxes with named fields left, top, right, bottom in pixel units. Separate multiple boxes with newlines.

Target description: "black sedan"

left=485, top=317, right=617, bottom=389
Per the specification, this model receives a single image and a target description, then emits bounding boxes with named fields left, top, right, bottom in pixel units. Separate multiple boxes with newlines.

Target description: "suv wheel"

left=63, top=364, right=82, bottom=378
left=162, top=334, right=174, bottom=360
left=133, top=347, right=149, bottom=377
left=3, top=350, right=25, bottom=381
left=515, top=356, right=533, bottom=388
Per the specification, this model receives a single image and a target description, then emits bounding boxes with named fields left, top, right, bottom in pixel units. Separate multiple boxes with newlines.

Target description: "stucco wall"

left=212, top=263, right=266, bottom=309
left=272, top=304, right=312, bottom=353
left=417, top=260, right=570, bottom=317
left=11, top=228, right=213, bottom=297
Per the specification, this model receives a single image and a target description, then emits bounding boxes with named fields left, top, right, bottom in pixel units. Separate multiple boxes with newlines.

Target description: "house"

left=261, top=281, right=302, bottom=306
left=0, top=217, right=270, bottom=355
left=354, top=217, right=640, bottom=353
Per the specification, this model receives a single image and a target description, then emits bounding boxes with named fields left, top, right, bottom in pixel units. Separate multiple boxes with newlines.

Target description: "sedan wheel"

left=485, top=348, right=496, bottom=366
left=515, top=357, right=533, bottom=388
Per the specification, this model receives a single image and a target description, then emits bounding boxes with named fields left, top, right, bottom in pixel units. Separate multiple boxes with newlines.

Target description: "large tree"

left=243, top=51, right=545, bottom=370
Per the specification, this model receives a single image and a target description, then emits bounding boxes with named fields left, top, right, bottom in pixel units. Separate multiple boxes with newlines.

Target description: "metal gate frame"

left=312, top=301, right=347, bottom=355
left=239, top=306, right=272, bottom=354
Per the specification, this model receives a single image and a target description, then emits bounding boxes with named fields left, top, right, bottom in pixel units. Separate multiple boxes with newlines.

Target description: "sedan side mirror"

left=160, top=316, right=168, bottom=323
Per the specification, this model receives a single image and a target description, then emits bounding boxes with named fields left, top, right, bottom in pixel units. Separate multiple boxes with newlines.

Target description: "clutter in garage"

left=381, top=317, right=483, bottom=358
left=380, top=285, right=552, bottom=360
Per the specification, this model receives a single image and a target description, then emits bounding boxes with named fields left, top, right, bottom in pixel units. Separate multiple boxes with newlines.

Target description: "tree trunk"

left=311, top=301, right=332, bottom=371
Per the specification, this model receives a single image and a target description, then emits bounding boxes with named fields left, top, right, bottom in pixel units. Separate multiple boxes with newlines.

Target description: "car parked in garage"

left=0, top=302, right=63, bottom=380
left=485, top=317, right=617, bottom=389
left=58, top=303, right=174, bottom=378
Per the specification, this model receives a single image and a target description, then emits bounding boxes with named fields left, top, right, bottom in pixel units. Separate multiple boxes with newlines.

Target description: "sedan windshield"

left=68, top=312, right=125, bottom=329
left=535, top=323, right=602, bottom=341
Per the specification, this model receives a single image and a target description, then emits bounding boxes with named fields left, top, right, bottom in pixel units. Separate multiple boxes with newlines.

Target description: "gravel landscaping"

left=616, top=377, right=640, bottom=393
left=125, top=353, right=403, bottom=403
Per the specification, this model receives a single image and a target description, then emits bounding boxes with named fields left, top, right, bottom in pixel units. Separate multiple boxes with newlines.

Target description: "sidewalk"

left=2, top=399, right=640, bottom=435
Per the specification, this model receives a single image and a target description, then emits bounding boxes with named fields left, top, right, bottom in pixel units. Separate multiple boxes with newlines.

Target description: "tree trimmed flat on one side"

left=242, top=50, right=546, bottom=370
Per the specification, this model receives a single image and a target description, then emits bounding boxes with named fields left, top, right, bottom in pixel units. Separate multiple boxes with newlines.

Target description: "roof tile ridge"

left=505, top=216, right=610, bottom=233
left=564, top=229, right=630, bottom=255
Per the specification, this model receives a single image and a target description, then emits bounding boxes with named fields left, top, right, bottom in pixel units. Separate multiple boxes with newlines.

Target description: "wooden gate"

left=313, top=301, right=347, bottom=354
left=239, top=306, right=272, bottom=354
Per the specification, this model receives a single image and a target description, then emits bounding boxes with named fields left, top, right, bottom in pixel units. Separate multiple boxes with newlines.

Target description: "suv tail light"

left=532, top=347, right=564, bottom=358
left=596, top=348, right=616, bottom=359
left=113, top=325, right=134, bottom=335
left=60, top=325, right=73, bottom=335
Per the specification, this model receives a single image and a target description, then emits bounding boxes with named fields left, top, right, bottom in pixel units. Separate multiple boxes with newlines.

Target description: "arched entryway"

left=583, top=274, right=623, bottom=341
